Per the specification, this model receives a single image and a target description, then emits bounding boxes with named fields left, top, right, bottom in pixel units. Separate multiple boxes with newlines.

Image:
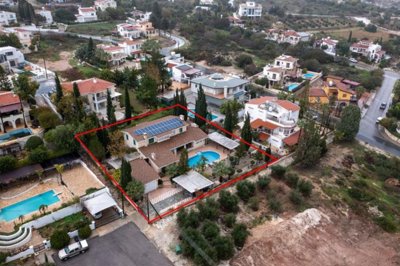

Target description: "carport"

left=208, top=132, right=240, bottom=150
left=173, top=170, right=214, bottom=197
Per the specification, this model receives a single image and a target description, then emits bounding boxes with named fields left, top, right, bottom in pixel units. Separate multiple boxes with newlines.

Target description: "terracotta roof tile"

left=130, top=159, right=160, bottom=184
left=61, top=78, right=115, bottom=95
left=309, top=87, right=327, bottom=98
left=0, top=92, right=20, bottom=106
left=283, top=130, right=301, bottom=146
left=250, top=118, right=279, bottom=130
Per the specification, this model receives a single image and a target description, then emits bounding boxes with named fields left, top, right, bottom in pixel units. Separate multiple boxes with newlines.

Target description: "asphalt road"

left=53, top=223, right=172, bottom=266
left=356, top=70, right=400, bottom=156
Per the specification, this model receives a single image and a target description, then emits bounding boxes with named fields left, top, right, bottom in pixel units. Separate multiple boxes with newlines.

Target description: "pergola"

left=208, top=132, right=240, bottom=150
left=82, top=191, right=121, bottom=217
left=173, top=170, right=214, bottom=195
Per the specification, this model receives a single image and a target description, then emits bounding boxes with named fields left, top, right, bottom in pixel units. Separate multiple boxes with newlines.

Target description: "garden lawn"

left=66, top=21, right=123, bottom=36
left=38, top=212, right=90, bottom=238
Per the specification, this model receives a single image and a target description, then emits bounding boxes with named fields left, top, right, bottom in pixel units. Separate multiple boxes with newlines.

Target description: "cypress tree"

left=179, top=89, right=188, bottom=120
left=55, top=73, right=63, bottom=103
left=124, top=87, right=132, bottom=120
left=223, top=104, right=233, bottom=137
left=194, top=84, right=208, bottom=128
left=72, top=82, right=80, bottom=97
left=87, top=38, right=95, bottom=62
left=240, top=114, right=252, bottom=151
left=72, top=82, right=84, bottom=121
left=106, top=89, right=116, bottom=124
left=120, top=158, right=132, bottom=190
left=264, top=146, right=271, bottom=162
left=178, top=149, right=189, bottom=175
left=173, top=90, right=180, bottom=116
left=97, top=118, right=110, bottom=149
left=348, top=31, right=352, bottom=43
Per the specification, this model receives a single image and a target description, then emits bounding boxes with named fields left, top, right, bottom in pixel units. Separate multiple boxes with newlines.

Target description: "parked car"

left=349, top=58, right=358, bottom=63
left=376, top=117, right=383, bottom=123
left=380, top=102, right=387, bottom=110
left=58, top=240, right=89, bottom=261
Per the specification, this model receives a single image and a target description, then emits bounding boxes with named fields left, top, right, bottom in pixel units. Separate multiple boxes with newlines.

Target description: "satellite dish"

left=268, top=106, right=273, bottom=111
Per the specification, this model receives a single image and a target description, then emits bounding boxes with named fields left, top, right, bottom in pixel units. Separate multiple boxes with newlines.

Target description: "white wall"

left=144, top=180, right=157, bottom=194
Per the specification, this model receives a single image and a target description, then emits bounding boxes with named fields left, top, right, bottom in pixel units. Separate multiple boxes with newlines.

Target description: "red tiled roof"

left=258, top=132, right=270, bottom=141
left=0, top=92, right=20, bottom=106
left=309, top=87, right=327, bottom=98
left=250, top=119, right=279, bottom=130
left=283, top=130, right=301, bottom=146
left=266, top=67, right=283, bottom=73
left=277, top=100, right=300, bottom=111
left=62, top=78, right=115, bottom=95
left=80, top=7, right=96, bottom=12
left=247, top=96, right=276, bottom=105
left=130, top=159, right=160, bottom=184
left=247, top=96, right=300, bottom=111
left=342, top=80, right=361, bottom=87
left=167, top=63, right=177, bottom=68
left=284, top=30, right=300, bottom=37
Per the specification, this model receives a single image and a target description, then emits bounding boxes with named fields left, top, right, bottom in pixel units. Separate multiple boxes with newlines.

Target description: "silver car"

left=58, top=240, right=89, bottom=261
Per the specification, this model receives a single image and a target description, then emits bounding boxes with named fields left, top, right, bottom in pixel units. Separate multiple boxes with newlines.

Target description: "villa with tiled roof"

left=262, top=54, right=301, bottom=88
left=245, top=96, right=300, bottom=153
left=0, top=91, right=26, bottom=132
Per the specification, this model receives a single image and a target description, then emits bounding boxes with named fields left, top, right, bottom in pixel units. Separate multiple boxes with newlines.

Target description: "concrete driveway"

left=53, top=223, right=172, bottom=266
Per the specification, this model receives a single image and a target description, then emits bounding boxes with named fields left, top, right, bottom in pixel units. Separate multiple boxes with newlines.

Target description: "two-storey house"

left=36, top=8, right=53, bottom=24
left=263, top=55, right=300, bottom=88
left=321, top=76, right=356, bottom=105
left=190, top=73, right=249, bottom=107
left=97, top=44, right=127, bottom=66
left=172, top=64, right=202, bottom=84
left=61, top=78, right=121, bottom=116
left=75, top=7, right=98, bottom=23
left=0, top=46, right=25, bottom=71
left=0, top=11, right=17, bottom=26
left=117, top=39, right=143, bottom=58
left=0, top=92, right=26, bottom=133
left=116, top=23, right=142, bottom=39
left=245, top=96, right=300, bottom=152
left=237, top=1, right=262, bottom=18
left=350, top=40, right=386, bottom=62
left=94, top=0, right=117, bottom=11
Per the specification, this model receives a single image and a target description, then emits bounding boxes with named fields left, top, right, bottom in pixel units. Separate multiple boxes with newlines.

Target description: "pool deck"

left=0, top=164, right=104, bottom=232
left=187, top=143, right=229, bottom=162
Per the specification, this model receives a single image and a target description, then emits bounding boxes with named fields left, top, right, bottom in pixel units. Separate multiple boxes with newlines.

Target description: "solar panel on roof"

left=134, top=118, right=184, bottom=137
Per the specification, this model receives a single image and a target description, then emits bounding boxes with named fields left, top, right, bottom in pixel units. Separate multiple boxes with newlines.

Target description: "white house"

left=190, top=73, right=249, bottom=107
left=199, top=0, right=215, bottom=5
left=265, top=29, right=310, bottom=46
left=172, top=64, right=202, bottom=84
left=61, top=78, right=121, bottom=116
left=320, top=37, right=338, bottom=55
left=0, top=46, right=25, bottom=70
left=36, top=8, right=53, bottom=24
left=116, top=23, right=142, bottom=39
left=0, top=0, right=15, bottom=7
left=117, top=39, right=143, bottom=58
left=245, top=96, right=300, bottom=152
left=94, top=0, right=117, bottom=11
left=122, top=115, right=208, bottom=174
left=97, top=44, right=127, bottom=66
left=350, top=40, right=386, bottom=62
left=75, top=7, right=98, bottom=23
left=0, top=91, right=26, bottom=133
left=262, top=55, right=300, bottom=88
left=237, top=1, right=262, bottom=18
left=10, top=28, right=34, bottom=48
left=0, top=11, right=17, bottom=26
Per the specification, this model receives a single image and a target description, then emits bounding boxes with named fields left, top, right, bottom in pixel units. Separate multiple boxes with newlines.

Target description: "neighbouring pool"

left=288, top=83, right=300, bottom=92
left=188, top=151, right=221, bottom=168
left=303, top=73, right=315, bottom=79
left=0, top=190, right=60, bottom=222
left=188, top=110, right=218, bottom=121
left=0, top=128, right=32, bottom=143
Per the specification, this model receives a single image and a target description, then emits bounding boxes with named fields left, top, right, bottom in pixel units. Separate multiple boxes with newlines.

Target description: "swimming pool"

left=188, top=150, right=221, bottom=168
left=0, top=128, right=32, bottom=143
left=303, top=73, right=315, bottom=79
left=288, top=83, right=300, bottom=92
left=188, top=110, right=218, bottom=121
left=0, top=190, right=60, bottom=222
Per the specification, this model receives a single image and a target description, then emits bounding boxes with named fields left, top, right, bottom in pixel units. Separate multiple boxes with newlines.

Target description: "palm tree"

left=39, top=204, right=48, bottom=214
left=18, top=215, right=24, bottom=224
left=54, top=164, right=64, bottom=185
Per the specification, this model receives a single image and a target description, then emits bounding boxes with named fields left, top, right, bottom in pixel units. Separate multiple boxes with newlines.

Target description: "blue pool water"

left=0, top=128, right=32, bottom=143
left=188, top=109, right=218, bottom=121
left=303, top=73, right=315, bottom=79
left=0, top=190, right=60, bottom=222
left=288, top=84, right=300, bottom=92
left=188, top=151, right=221, bottom=168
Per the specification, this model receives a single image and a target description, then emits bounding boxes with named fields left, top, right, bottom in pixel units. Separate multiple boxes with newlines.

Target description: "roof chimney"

left=151, top=152, right=156, bottom=160
left=93, top=78, right=97, bottom=83
left=143, top=132, right=147, bottom=138
left=179, top=115, right=184, bottom=121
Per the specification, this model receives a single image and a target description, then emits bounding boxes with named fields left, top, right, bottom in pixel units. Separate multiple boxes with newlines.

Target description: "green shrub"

left=285, top=172, right=299, bottom=188
left=257, top=175, right=271, bottom=191
left=236, top=180, right=256, bottom=202
left=270, top=165, right=286, bottom=179
left=375, top=215, right=397, bottom=233
left=269, top=199, right=282, bottom=213
left=0, top=155, right=17, bottom=173
left=231, top=223, right=249, bottom=248
left=347, top=187, right=373, bottom=202
left=25, top=136, right=44, bottom=151
left=28, top=146, right=49, bottom=163
left=213, top=236, right=235, bottom=260
left=85, top=187, right=98, bottom=195
left=78, top=225, right=92, bottom=239
left=223, top=213, right=236, bottom=228
left=248, top=196, right=260, bottom=211
left=201, top=220, right=220, bottom=240
left=219, top=190, right=239, bottom=213
left=50, top=230, right=70, bottom=249
left=185, top=210, right=201, bottom=229
left=289, top=190, right=303, bottom=206
left=298, top=179, right=313, bottom=197
left=0, top=252, right=9, bottom=263
left=197, top=198, right=220, bottom=221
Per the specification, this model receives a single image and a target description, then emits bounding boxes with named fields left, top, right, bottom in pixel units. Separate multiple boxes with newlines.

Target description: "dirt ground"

left=36, top=51, right=73, bottom=72
left=195, top=60, right=244, bottom=75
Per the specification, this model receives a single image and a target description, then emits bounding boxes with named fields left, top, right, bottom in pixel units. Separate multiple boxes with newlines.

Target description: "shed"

left=82, top=191, right=119, bottom=217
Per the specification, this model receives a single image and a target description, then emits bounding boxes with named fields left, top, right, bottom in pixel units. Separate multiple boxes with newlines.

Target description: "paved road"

left=53, top=223, right=172, bottom=266
left=160, top=31, right=187, bottom=56
left=356, top=70, right=400, bottom=156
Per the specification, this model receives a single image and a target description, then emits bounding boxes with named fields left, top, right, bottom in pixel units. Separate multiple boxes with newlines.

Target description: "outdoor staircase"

left=0, top=226, right=32, bottom=250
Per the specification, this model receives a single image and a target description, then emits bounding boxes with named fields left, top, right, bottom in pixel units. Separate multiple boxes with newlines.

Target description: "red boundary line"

left=75, top=104, right=278, bottom=224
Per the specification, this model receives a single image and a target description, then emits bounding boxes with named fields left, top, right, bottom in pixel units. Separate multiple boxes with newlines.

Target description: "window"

left=343, top=94, right=347, bottom=97
left=179, top=128, right=183, bottom=133
left=148, top=138, right=154, bottom=144
left=5, top=51, right=13, bottom=56
left=132, top=139, right=136, bottom=145
left=125, top=134, right=128, bottom=140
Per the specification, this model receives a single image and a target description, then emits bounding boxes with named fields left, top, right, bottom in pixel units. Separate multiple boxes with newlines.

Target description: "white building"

left=0, top=0, right=15, bottom=7
left=0, top=11, right=17, bottom=26
left=245, top=96, right=300, bottom=152
left=172, top=64, right=202, bottom=84
left=0, top=46, right=25, bottom=70
left=190, top=73, right=249, bottom=107
left=36, top=8, right=53, bottom=24
left=61, top=78, right=121, bottom=116
left=11, top=28, right=34, bottom=48
left=237, top=1, right=262, bottom=18
left=0, top=92, right=26, bottom=133
left=262, top=55, right=300, bottom=88
left=199, top=0, right=215, bottom=5
left=350, top=40, right=386, bottom=62
left=75, top=7, right=98, bottom=23
left=117, top=39, right=143, bottom=58
left=320, top=37, right=338, bottom=55
left=97, top=44, right=127, bottom=66
left=94, top=0, right=117, bottom=11
left=116, top=23, right=142, bottom=39
left=265, top=29, right=310, bottom=46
